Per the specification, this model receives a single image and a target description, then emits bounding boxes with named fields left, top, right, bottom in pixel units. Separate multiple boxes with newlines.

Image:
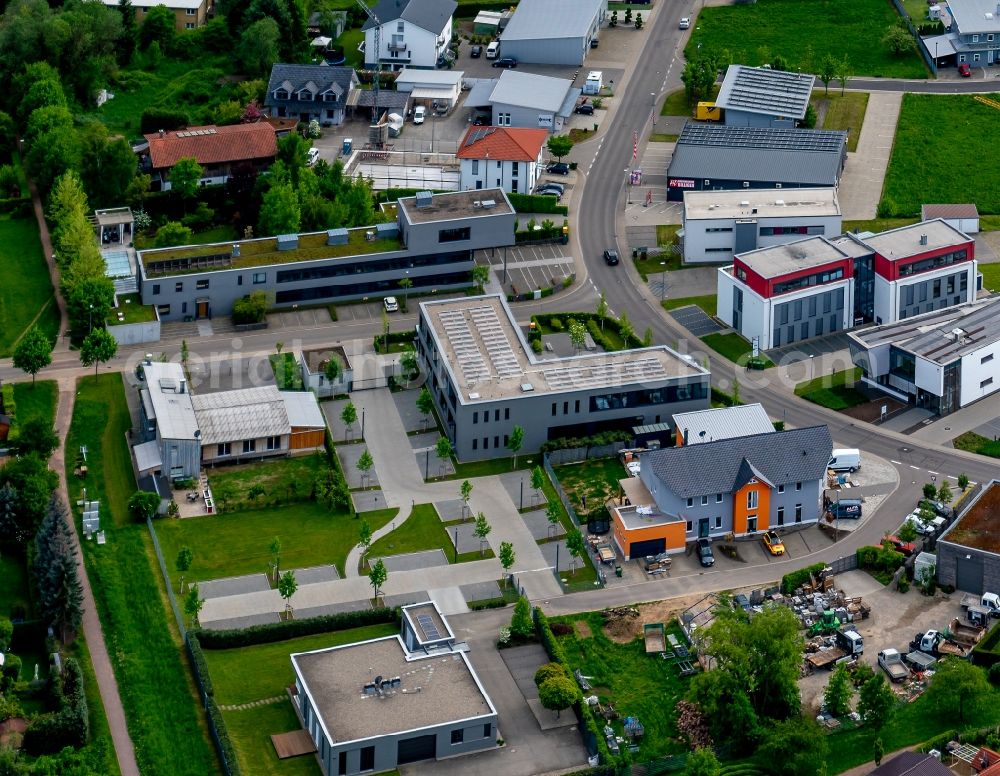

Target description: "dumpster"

left=342, top=138, right=353, bottom=155
left=615, top=565, right=623, bottom=578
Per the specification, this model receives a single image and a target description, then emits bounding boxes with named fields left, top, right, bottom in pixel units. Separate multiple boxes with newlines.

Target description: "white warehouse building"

left=848, top=297, right=1000, bottom=416
left=681, top=188, right=842, bottom=264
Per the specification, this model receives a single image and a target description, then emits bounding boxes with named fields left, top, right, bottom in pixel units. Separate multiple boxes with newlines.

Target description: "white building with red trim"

left=716, top=219, right=977, bottom=351
left=456, top=126, right=549, bottom=195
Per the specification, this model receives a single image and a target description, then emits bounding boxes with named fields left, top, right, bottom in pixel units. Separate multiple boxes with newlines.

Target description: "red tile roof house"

left=141, top=124, right=278, bottom=192
left=457, top=126, right=549, bottom=195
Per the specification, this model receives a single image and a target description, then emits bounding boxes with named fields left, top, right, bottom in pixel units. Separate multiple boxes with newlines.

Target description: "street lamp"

left=88, top=304, right=94, bottom=333
left=660, top=261, right=667, bottom=301
left=809, top=354, right=815, bottom=382
left=624, top=168, right=632, bottom=208
left=651, top=92, right=656, bottom=127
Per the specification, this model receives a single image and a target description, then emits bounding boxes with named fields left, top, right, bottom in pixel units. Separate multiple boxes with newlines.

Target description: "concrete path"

left=52, top=381, right=140, bottom=776
left=909, top=389, right=1000, bottom=444
left=839, top=91, right=903, bottom=220
left=28, top=178, right=71, bottom=349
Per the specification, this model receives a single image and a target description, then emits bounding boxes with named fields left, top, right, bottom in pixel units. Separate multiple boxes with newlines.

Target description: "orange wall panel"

left=732, top=481, right=770, bottom=534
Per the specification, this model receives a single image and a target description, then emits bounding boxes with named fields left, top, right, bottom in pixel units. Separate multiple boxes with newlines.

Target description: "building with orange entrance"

left=611, top=425, right=832, bottom=559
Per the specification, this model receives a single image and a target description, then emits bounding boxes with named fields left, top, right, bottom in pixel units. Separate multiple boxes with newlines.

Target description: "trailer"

left=805, top=628, right=863, bottom=670
left=904, top=651, right=937, bottom=673
left=961, top=592, right=1000, bottom=616
left=911, top=629, right=970, bottom=658
left=878, top=649, right=911, bottom=682
left=644, top=623, right=666, bottom=654
left=948, top=618, right=985, bottom=648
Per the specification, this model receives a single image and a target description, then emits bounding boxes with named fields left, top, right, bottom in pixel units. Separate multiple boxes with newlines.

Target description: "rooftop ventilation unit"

left=468, top=392, right=480, bottom=399
left=740, top=200, right=750, bottom=207
left=774, top=199, right=785, bottom=206
left=327, top=227, right=349, bottom=246
left=520, top=383, right=534, bottom=392
left=919, top=233, right=928, bottom=246
left=481, top=199, right=497, bottom=209
left=276, top=234, right=298, bottom=251
left=415, top=191, right=433, bottom=208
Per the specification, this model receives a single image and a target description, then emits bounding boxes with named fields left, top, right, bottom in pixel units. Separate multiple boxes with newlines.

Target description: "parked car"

left=762, top=531, right=785, bottom=556
left=486, top=41, right=500, bottom=59
left=679, top=17, right=691, bottom=29
left=603, top=249, right=619, bottom=266
left=383, top=296, right=399, bottom=313
left=959, top=63, right=972, bottom=77
left=413, top=105, right=426, bottom=124
left=883, top=534, right=916, bottom=557
left=535, top=182, right=564, bottom=195
left=575, top=103, right=594, bottom=115
left=919, top=498, right=953, bottom=518
left=492, top=56, right=517, bottom=68
left=472, top=115, right=489, bottom=126
left=470, top=44, right=482, bottom=58
left=903, top=510, right=946, bottom=536
left=535, top=189, right=562, bottom=200
left=546, top=162, right=569, bottom=175
left=590, top=37, right=599, bottom=48
left=697, top=538, right=715, bottom=567
left=306, top=147, right=320, bottom=166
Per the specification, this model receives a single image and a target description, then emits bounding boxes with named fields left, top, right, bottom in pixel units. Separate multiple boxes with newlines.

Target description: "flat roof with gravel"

left=684, top=187, right=839, bottom=220
left=940, top=480, right=1000, bottom=554
left=292, top=636, right=494, bottom=744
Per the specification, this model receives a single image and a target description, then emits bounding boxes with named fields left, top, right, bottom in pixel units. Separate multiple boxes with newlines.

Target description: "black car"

left=546, top=162, right=569, bottom=175
left=492, top=57, right=517, bottom=68
left=574, top=103, right=594, bottom=116
left=472, top=115, right=489, bottom=126
left=535, top=187, right=563, bottom=200
left=470, top=44, right=482, bottom=58
left=603, top=249, right=619, bottom=265
left=697, top=538, right=715, bottom=567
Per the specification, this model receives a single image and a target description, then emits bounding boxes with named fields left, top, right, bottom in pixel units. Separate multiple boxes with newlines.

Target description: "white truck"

left=805, top=628, right=864, bottom=670
left=878, top=648, right=911, bottom=682
left=961, top=592, right=1000, bottom=618
left=910, top=629, right=968, bottom=658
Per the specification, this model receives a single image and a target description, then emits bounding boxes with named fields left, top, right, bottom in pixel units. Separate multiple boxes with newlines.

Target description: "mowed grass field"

left=685, top=0, right=927, bottom=79
left=0, top=216, right=59, bottom=357
left=881, top=93, right=1000, bottom=216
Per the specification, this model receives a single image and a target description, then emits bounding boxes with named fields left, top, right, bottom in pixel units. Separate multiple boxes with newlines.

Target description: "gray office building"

left=417, top=295, right=711, bottom=461
left=136, top=190, right=515, bottom=321
left=290, top=602, right=497, bottom=776
left=498, top=0, right=604, bottom=65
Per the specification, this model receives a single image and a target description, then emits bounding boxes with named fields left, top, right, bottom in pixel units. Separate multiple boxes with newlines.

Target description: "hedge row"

left=206, top=695, right=242, bottom=775
left=22, top=658, right=89, bottom=756
left=1, top=384, right=17, bottom=445
left=508, top=192, right=569, bottom=215
left=540, top=431, right=632, bottom=454
left=373, top=329, right=416, bottom=353
left=534, top=609, right=618, bottom=768
left=530, top=312, right=644, bottom=351
left=194, top=607, right=400, bottom=649
left=711, top=387, right=737, bottom=407
left=188, top=635, right=214, bottom=698
left=780, top=562, right=829, bottom=595
left=0, top=196, right=31, bottom=217
left=972, top=620, right=1000, bottom=668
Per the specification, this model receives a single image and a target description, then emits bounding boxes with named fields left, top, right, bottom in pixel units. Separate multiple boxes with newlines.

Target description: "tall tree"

left=14, top=419, right=59, bottom=459
left=473, top=512, right=492, bottom=556
left=460, top=480, right=473, bottom=519
left=858, top=673, right=896, bottom=731
left=237, top=17, right=280, bottom=77
left=12, top=325, right=52, bottom=384
left=499, top=541, right=516, bottom=584
left=32, top=497, right=83, bottom=643
left=756, top=717, right=828, bottom=776
left=924, top=658, right=990, bottom=723
left=0, top=455, right=58, bottom=543
left=127, top=490, right=160, bottom=523
left=824, top=662, right=853, bottom=717
left=507, top=425, right=524, bottom=470
left=510, top=595, right=533, bottom=637
left=169, top=157, right=204, bottom=205
left=546, top=135, right=573, bottom=163
left=368, top=557, right=388, bottom=600
left=139, top=4, right=175, bottom=49
left=78, top=124, right=137, bottom=207
left=80, top=328, right=118, bottom=375
left=258, top=178, right=301, bottom=235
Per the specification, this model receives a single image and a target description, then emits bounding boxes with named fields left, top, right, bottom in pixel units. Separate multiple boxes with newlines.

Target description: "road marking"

left=926, top=471, right=938, bottom=475
left=890, top=460, right=902, bottom=465
left=909, top=465, right=920, bottom=470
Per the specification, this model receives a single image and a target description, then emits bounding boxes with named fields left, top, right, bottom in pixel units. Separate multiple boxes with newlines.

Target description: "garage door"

left=629, top=538, right=666, bottom=558
left=397, top=734, right=436, bottom=765
left=956, top=555, right=984, bottom=595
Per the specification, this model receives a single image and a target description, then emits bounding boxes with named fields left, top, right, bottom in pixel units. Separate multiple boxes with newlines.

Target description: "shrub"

left=231, top=291, right=267, bottom=325
left=781, top=562, right=829, bottom=594
left=549, top=317, right=564, bottom=331
left=531, top=338, right=543, bottom=354
left=22, top=658, right=88, bottom=755
left=194, top=607, right=399, bottom=649
left=140, top=107, right=189, bottom=135
left=534, top=662, right=569, bottom=687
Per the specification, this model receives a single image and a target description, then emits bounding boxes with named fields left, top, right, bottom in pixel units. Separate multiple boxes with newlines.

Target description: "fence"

left=547, top=443, right=628, bottom=466
left=146, top=515, right=239, bottom=776
left=827, top=553, right=859, bottom=574
left=889, top=0, right=938, bottom=74
left=543, top=452, right=581, bottom=527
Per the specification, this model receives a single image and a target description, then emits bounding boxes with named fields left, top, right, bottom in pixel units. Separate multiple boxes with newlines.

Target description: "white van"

left=486, top=41, right=500, bottom=59
left=828, top=448, right=862, bottom=473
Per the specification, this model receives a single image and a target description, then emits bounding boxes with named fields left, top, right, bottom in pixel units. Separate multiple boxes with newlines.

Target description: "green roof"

left=140, top=227, right=401, bottom=278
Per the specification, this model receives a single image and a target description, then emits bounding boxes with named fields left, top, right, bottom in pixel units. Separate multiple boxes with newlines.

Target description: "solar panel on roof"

left=417, top=613, right=441, bottom=640
left=678, top=124, right=844, bottom=153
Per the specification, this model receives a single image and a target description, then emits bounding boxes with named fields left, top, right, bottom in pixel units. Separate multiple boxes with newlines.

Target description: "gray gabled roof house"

left=499, top=0, right=604, bottom=65
left=362, top=0, right=457, bottom=70
left=715, top=65, right=815, bottom=127
left=265, top=64, right=359, bottom=126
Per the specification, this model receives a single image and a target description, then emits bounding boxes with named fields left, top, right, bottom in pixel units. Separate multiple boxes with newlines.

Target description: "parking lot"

left=668, top=305, right=723, bottom=336
left=477, top=243, right=576, bottom=297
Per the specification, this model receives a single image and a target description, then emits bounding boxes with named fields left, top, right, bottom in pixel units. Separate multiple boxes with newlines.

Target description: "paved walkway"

left=839, top=91, right=903, bottom=220
left=52, top=381, right=140, bottom=776
left=28, top=178, right=71, bottom=350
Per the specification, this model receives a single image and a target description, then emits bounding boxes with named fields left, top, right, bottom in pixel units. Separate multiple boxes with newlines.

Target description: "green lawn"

left=842, top=218, right=919, bottom=234
left=207, top=454, right=327, bottom=512
left=881, top=94, right=1000, bottom=216
left=686, top=0, right=926, bottom=79
left=813, top=92, right=869, bottom=152
left=156, top=502, right=398, bottom=581
left=336, top=28, right=365, bottom=68
left=979, top=263, right=1000, bottom=292
left=824, top=682, right=1000, bottom=774
left=552, top=612, right=690, bottom=759
left=12, top=379, right=58, bottom=427
left=952, top=431, right=1000, bottom=459
left=662, top=295, right=717, bottom=316
left=66, top=374, right=219, bottom=776
left=135, top=224, right=239, bottom=251
left=534, top=467, right=600, bottom=593
left=794, top=367, right=869, bottom=410
left=444, top=454, right=537, bottom=480
left=107, top=293, right=157, bottom=325
left=701, top=333, right=775, bottom=368
left=0, top=553, right=32, bottom=621
left=0, top=216, right=59, bottom=357
left=648, top=133, right=679, bottom=142
left=203, top=625, right=398, bottom=706
left=366, top=503, right=494, bottom=567
left=223, top=703, right=323, bottom=776
left=269, top=352, right=304, bottom=390
left=660, top=85, right=719, bottom=116
left=553, top=457, right=628, bottom=517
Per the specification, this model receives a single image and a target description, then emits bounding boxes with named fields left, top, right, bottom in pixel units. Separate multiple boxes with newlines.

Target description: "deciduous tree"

left=538, top=674, right=578, bottom=718
left=79, top=328, right=118, bottom=375
left=819, top=54, right=837, bottom=95
left=356, top=449, right=374, bottom=488
left=858, top=672, right=896, bottom=731
left=184, top=583, right=204, bottom=625
left=565, top=529, right=585, bottom=574
left=340, top=401, right=357, bottom=440
left=682, top=747, right=720, bottom=776
left=127, top=490, right=160, bottom=523
left=435, top=436, right=453, bottom=475
left=169, top=157, right=204, bottom=204
left=507, top=425, right=524, bottom=469
left=13, top=419, right=59, bottom=459
left=924, top=657, right=990, bottom=723
left=416, top=387, right=434, bottom=429
left=13, top=326, right=52, bottom=384
left=238, top=17, right=280, bottom=77
left=460, top=480, right=473, bottom=519
left=756, top=717, right=828, bottom=776
left=368, top=557, right=388, bottom=600
left=277, top=570, right=298, bottom=617
left=472, top=263, right=490, bottom=293
left=473, top=512, right=492, bottom=556
left=824, top=662, right=853, bottom=717
left=499, top=541, right=515, bottom=584
left=546, top=135, right=573, bottom=162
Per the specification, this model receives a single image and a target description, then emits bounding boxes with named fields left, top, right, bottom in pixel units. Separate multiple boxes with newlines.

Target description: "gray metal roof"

left=191, top=386, right=290, bottom=445
left=947, top=0, right=1000, bottom=33
left=668, top=124, right=847, bottom=186
left=362, top=0, right=457, bottom=32
left=501, top=0, right=604, bottom=41
left=645, top=425, right=832, bottom=498
left=464, top=78, right=496, bottom=108
left=489, top=70, right=573, bottom=112
left=141, top=361, right=199, bottom=441
left=849, top=297, right=1000, bottom=366
left=281, top=391, right=325, bottom=428
left=672, top=403, right=774, bottom=444
left=716, top=65, right=815, bottom=120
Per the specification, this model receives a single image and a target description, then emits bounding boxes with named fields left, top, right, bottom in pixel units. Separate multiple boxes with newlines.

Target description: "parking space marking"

left=890, top=460, right=903, bottom=465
